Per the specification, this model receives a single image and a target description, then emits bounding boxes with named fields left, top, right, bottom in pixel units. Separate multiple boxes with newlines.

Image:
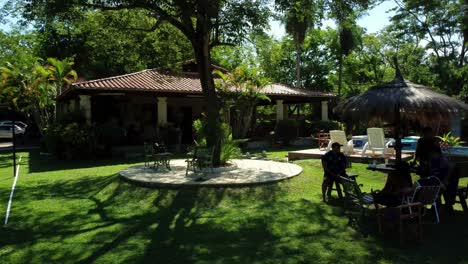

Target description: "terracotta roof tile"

left=69, top=69, right=335, bottom=98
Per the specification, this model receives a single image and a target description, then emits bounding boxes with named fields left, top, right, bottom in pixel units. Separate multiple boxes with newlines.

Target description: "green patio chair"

left=339, top=176, right=374, bottom=216
left=185, top=146, right=215, bottom=175
left=143, top=142, right=154, bottom=168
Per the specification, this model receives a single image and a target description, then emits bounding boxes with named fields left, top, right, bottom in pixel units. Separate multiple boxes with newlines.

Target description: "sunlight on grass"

left=0, top=149, right=467, bottom=263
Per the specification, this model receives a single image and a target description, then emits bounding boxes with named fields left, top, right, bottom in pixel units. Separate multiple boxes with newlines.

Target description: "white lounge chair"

left=361, top=127, right=392, bottom=157
left=326, top=130, right=354, bottom=155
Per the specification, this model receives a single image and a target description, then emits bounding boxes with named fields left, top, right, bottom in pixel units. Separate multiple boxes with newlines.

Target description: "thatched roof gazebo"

left=334, top=61, right=468, bottom=162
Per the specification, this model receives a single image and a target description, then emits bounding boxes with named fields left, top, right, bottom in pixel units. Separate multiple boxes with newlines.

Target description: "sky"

left=268, top=0, right=397, bottom=39
left=1, top=0, right=397, bottom=35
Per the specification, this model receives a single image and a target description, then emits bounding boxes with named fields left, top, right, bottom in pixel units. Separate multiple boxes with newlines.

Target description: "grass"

left=0, top=149, right=467, bottom=263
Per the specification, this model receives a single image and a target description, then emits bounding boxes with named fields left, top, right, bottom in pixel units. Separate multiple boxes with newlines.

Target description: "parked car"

left=0, top=124, right=26, bottom=139
left=0, top=120, right=28, bottom=129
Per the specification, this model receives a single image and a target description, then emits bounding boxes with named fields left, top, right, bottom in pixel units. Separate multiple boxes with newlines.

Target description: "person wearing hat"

left=321, top=142, right=348, bottom=202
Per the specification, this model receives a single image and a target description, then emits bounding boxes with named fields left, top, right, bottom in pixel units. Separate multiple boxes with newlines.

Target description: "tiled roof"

left=262, top=83, right=334, bottom=98
left=68, top=69, right=335, bottom=98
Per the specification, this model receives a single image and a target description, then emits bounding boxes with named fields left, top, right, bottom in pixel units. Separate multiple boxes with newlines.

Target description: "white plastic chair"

left=361, top=128, right=392, bottom=157
left=406, top=176, right=441, bottom=224
left=326, top=130, right=354, bottom=155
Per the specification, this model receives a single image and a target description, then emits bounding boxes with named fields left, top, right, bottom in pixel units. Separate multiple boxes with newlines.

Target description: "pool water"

left=352, top=135, right=419, bottom=151
left=352, top=135, right=468, bottom=155
left=401, top=137, right=419, bottom=151
left=446, top=146, right=468, bottom=155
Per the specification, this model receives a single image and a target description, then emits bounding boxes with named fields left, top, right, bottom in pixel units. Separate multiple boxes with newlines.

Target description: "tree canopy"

left=0, top=0, right=467, bottom=140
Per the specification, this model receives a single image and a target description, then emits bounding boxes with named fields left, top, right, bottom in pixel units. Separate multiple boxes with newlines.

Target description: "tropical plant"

left=0, top=57, right=77, bottom=134
left=437, top=131, right=465, bottom=149
left=215, top=66, right=270, bottom=139
left=193, top=118, right=243, bottom=165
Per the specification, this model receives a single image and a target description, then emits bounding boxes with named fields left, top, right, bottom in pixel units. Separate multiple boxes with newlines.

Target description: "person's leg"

left=326, top=179, right=334, bottom=197
left=445, top=176, right=459, bottom=212
left=334, top=177, right=343, bottom=199
left=322, top=178, right=330, bottom=201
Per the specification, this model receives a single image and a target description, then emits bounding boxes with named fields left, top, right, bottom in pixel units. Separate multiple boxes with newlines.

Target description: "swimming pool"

left=352, top=135, right=419, bottom=151
left=352, top=135, right=468, bottom=156
left=401, top=137, right=419, bottom=151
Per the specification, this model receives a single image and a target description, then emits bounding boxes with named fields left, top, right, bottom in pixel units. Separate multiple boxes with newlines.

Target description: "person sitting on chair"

left=427, top=147, right=458, bottom=211
left=321, top=142, right=348, bottom=202
left=415, top=127, right=440, bottom=177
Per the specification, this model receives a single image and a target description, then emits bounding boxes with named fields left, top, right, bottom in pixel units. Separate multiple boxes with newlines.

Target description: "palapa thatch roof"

left=334, top=73, right=468, bottom=129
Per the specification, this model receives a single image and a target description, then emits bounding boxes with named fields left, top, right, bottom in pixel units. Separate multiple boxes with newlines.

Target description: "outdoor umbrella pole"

left=394, top=103, right=402, bottom=163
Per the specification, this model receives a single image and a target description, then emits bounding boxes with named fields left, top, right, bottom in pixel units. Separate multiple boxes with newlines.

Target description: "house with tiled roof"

left=58, top=61, right=335, bottom=143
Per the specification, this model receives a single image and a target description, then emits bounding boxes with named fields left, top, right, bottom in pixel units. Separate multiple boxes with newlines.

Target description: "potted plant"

left=437, top=132, right=465, bottom=154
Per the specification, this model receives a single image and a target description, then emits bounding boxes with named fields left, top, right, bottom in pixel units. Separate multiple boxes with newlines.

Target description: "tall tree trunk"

left=296, top=42, right=302, bottom=88
left=338, top=54, right=343, bottom=97
left=192, top=34, right=222, bottom=166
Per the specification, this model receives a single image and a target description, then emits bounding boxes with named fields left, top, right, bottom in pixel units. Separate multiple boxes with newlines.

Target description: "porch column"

left=276, top=100, right=284, bottom=121
left=157, top=97, right=168, bottom=126
left=79, top=95, right=92, bottom=124
left=321, top=101, right=328, bottom=121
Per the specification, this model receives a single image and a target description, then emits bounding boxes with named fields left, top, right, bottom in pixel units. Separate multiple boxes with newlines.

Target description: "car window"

left=0, top=126, right=11, bottom=131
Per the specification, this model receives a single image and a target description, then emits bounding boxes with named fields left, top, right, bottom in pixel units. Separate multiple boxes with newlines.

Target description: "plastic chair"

left=406, top=177, right=441, bottom=223
left=361, top=128, right=392, bottom=157
left=326, top=130, right=354, bottom=155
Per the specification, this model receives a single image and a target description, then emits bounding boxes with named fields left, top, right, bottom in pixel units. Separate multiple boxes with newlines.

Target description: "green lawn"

left=0, top=149, right=467, bottom=263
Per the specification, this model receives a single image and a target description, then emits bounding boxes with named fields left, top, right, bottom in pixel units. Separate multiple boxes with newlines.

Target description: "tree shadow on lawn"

left=339, top=200, right=468, bottom=263
left=24, top=149, right=146, bottom=173
left=22, top=149, right=191, bottom=173
left=1, top=173, right=468, bottom=263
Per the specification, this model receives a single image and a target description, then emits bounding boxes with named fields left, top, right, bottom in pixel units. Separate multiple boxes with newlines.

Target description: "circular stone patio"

left=119, top=159, right=302, bottom=187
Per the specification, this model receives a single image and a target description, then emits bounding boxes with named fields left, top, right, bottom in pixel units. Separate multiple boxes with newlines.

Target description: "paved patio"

left=120, top=159, right=303, bottom=187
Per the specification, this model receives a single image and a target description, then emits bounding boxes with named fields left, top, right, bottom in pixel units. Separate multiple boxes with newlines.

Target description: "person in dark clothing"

left=321, top=142, right=348, bottom=202
left=415, top=127, right=440, bottom=177
left=427, top=148, right=458, bottom=211
left=429, top=148, right=450, bottom=183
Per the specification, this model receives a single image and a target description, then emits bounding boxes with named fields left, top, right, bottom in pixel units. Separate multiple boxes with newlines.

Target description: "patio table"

left=153, top=152, right=172, bottom=170
left=367, top=163, right=412, bottom=194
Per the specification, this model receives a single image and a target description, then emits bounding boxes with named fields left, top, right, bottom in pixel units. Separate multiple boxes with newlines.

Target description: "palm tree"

left=337, top=22, right=358, bottom=97
left=45, top=57, right=78, bottom=120
left=0, top=57, right=77, bottom=135
left=328, top=0, right=368, bottom=97
left=283, top=0, right=319, bottom=88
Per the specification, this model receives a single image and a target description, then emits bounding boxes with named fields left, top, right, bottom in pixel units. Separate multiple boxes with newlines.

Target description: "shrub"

left=274, top=119, right=299, bottom=145
left=193, top=118, right=243, bottom=165
left=95, top=123, right=126, bottom=146
left=250, top=119, right=276, bottom=138
left=43, top=122, right=95, bottom=159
